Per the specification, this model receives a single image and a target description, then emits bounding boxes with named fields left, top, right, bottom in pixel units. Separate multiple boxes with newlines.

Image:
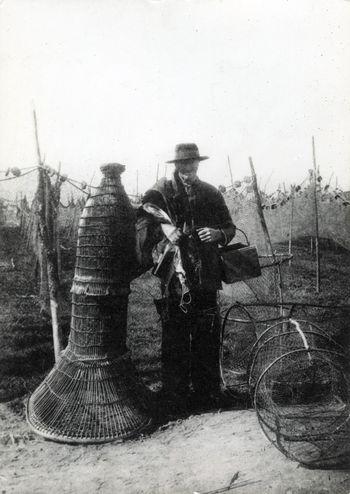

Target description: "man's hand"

left=197, top=227, right=222, bottom=244
left=161, top=224, right=183, bottom=245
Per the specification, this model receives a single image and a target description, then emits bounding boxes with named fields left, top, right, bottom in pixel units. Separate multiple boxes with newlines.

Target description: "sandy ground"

left=0, top=401, right=350, bottom=494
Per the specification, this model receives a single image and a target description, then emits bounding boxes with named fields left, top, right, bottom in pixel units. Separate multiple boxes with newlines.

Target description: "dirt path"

left=0, top=401, right=349, bottom=494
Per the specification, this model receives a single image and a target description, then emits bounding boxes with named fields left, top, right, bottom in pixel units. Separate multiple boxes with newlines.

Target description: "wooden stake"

left=227, top=155, right=234, bottom=189
left=54, top=163, right=62, bottom=282
left=33, top=110, right=62, bottom=362
left=326, top=172, right=334, bottom=189
left=19, top=192, right=23, bottom=233
left=33, top=121, right=50, bottom=315
left=312, top=136, right=320, bottom=293
left=278, top=205, right=284, bottom=242
left=288, top=187, right=294, bottom=267
left=249, top=157, right=273, bottom=256
left=249, top=157, right=284, bottom=310
left=33, top=110, right=42, bottom=164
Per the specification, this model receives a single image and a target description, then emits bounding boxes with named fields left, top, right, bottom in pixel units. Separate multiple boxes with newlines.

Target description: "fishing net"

left=220, top=301, right=284, bottom=393
left=252, top=318, right=350, bottom=467
left=219, top=249, right=290, bottom=393
left=218, top=195, right=291, bottom=393
left=58, top=198, right=84, bottom=248
left=220, top=192, right=291, bottom=312
left=221, top=302, right=350, bottom=467
left=224, top=183, right=350, bottom=252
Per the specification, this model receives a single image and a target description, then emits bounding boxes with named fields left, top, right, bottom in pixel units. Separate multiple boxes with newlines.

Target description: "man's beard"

left=178, top=173, right=199, bottom=186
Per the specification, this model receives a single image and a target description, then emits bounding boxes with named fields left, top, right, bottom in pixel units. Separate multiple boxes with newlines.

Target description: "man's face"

left=176, top=160, right=199, bottom=185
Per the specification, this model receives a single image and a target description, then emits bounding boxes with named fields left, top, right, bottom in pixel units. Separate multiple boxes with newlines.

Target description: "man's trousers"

left=156, top=291, right=222, bottom=402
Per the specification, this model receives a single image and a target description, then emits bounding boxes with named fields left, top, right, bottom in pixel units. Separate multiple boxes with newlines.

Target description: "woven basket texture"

left=27, top=164, right=153, bottom=443
left=71, top=165, right=137, bottom=296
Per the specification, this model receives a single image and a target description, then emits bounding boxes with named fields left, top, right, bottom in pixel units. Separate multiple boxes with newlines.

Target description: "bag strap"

left=235, top=227, right=250, bottom=246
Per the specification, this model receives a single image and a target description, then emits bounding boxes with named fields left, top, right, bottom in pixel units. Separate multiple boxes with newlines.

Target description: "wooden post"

left=312, top=136, right=320, bottom=293
left=33, top=110, right=48, bottom=310
left=326, top=172, right=334, bottom=189
left=44, top=173, right=62, bottom=360
left=19, top=193, right=23, bottom=233
left=288, top=187, right=294, bottom=267
left=33, top=110, right=62, bottom=362
left=26, top=207, right=36, bottom=251
left=249, top=157, right=273, bottom=256
left=249, top=157, right=284, bottom=310
left=36, top=163, right=50, bottom=314
left=227, top=155, right=234, bottom=190
left=278, top=204, right=284, bottom=242
left=136, top=169, right=139, bottom=197
left=56, top=224, right=61, bottom=283
left=55, top=164, right=62, bottom=281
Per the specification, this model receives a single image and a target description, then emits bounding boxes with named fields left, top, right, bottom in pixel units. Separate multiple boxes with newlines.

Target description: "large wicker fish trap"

left=222, top=303, right=350, bottom=467
left=27, top=163, right=153, bottom=443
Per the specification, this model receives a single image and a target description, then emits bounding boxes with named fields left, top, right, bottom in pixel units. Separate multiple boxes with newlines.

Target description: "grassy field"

left=0, top=225, right=350, bottom=403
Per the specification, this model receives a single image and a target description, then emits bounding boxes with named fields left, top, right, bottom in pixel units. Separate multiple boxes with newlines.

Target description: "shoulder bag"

left=219, top=228, right=261, bottom=284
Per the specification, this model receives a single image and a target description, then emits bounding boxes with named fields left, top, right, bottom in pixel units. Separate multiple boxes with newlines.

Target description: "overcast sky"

left=0, top=0, right=349, bottom=198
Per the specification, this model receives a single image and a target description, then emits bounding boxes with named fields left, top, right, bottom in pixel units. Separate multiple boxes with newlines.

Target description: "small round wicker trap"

left=27, top=164, right=153, bottom=444
left=222, top=303, right=350, bottom=467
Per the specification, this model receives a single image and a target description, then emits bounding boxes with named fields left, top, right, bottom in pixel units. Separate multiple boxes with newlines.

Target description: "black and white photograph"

left=0, top=1, right=350, bottom=492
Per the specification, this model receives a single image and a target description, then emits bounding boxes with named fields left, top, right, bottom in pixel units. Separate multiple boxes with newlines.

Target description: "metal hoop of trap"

left=220, top=302, right=350, bottom=467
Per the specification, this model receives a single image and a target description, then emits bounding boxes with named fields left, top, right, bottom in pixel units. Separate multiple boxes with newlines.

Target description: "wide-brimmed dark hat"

left=166, top=143, right=209, bottom=164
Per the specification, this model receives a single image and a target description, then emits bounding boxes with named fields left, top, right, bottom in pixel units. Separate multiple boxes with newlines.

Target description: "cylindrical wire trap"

left=250, top=317, right=350, bottom=467
left=221, top=303, right=350, bottom=468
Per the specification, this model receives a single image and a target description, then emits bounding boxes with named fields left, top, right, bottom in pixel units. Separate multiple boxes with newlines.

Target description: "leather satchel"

left=219, top=229, right=261, bottom=284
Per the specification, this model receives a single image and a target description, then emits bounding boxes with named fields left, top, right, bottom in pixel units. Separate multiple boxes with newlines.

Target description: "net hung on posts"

left=219, top=233, right=289, bottom=393
left=27, top=163, right=153, bottom=444
left=220, top=182, right=350, bottom=467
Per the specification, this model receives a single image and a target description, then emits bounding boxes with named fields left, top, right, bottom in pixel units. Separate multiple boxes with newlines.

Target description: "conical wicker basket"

left=27, top=163, right=153, bottom=443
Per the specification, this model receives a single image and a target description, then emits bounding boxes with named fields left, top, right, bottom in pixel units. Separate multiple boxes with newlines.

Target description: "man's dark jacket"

left=139, top=171, right=235, bottom=292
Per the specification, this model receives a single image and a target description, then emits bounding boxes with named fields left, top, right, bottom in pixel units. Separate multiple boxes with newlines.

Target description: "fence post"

left=33, top=110, right=62, bottom=362
left=288, top=187, right=294, bottom=268
left=249, top=157, right=284, bottom=311
left=19, top=193, right=24, bottom=233
left=227, top=155, right=234, bottom=190
left=44, top=171, right=62, bottom=361
left=36, top=171, right=50, bottom=314
left=53, top=164, right=62, bottom=282
left=312, top=136, right=320, bottom=293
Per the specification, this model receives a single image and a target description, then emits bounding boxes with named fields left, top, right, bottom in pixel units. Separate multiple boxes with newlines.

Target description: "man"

left=139, top=143, right=236, bottom=413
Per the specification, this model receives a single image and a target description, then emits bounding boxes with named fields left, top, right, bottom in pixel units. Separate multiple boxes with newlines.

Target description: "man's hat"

left=166, top=143, right=209, bottom=164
